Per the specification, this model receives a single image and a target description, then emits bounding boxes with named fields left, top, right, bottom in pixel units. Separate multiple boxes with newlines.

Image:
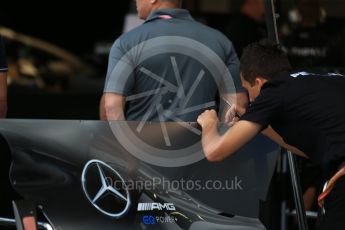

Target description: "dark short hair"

left=240, top=40, right=292, bottom=85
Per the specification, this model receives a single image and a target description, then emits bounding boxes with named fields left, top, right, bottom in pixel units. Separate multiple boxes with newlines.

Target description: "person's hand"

left=225, top=104, right=246, bottom=126
left=197, top=109, right=218, bottom=130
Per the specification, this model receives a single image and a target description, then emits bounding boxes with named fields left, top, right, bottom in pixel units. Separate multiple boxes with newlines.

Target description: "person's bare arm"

left=0, top=72, right=7, bottom=118
left=221, top=93, right=307, bottom=158
left=197, top=110, right=261, bottom=161
left=261, top=126, right=308, bottom=158
left=222, top=92, right=248, bottom=124
left=100, top=93, right=126, bottom=121
left=234, top=92, right=249, bottom=113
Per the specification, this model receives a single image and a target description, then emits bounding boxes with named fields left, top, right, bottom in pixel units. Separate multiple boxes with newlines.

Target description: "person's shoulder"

left=194, top=20, right=229, bottom=38
left=289, top=71, right=345, bottom=79
left=273, top=71, right=345, bottom=87
left=193, top=23, right=236, bottom=50
left=110, top=22, right=149, bottom=52
left=263, top=72, right=292, bottom=89
left=118, top=22, right=147, bottom=41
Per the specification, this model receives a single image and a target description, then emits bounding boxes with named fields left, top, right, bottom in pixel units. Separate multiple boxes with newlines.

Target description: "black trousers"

left=316, top=176, right=345, bottom=230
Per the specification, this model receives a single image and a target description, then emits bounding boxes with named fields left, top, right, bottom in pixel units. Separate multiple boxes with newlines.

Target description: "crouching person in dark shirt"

left=197, top=40, right=345, bottom=230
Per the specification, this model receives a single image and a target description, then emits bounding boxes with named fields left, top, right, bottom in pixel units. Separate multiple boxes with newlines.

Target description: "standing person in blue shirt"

left=0, top=37, right=8, bottom=118
left=100, top=0, right=247, bottom=122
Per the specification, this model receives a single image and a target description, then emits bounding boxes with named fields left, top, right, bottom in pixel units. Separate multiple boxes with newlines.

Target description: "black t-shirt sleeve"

left=0, top=37, right=8, bottom=72
left=240, top=85, right=282, bottom=129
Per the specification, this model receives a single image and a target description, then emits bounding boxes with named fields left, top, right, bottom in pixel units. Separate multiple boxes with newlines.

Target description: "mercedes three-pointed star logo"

left=81, top=160, right=131, bottom=218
